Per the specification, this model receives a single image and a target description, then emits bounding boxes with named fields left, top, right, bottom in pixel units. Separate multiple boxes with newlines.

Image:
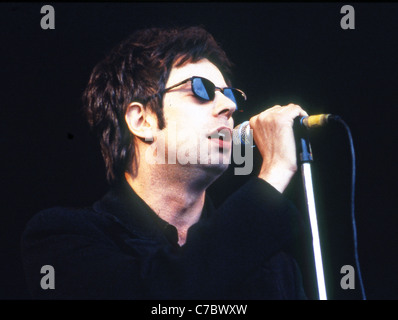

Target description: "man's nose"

left=212, top=91, right=236, bottom=119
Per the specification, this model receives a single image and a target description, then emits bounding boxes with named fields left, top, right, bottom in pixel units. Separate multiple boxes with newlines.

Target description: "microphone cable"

left=333, top=115, right=367, bottom=300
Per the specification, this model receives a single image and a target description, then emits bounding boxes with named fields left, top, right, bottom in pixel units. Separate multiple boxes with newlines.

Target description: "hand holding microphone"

left=233, top=113, right=335, bottom=145
left=234, top=104, right=308, bottom=193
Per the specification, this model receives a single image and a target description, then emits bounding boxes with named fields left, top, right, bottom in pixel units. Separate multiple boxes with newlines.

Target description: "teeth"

left=218, top=132, right=225, bottom=138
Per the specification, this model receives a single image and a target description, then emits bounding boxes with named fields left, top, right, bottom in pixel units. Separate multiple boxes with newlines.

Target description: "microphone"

left=233, top=114, right=336, bottom=145
left=300, top=114, right=334, bottom=128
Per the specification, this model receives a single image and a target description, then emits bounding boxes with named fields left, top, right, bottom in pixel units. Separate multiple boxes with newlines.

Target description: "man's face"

left=149, top=59, right=236, bottom=178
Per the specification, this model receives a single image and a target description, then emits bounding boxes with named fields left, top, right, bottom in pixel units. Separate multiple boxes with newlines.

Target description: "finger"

left=280, top=104, right=309, bottom=119
left=265, top=105, right=282, bottom=112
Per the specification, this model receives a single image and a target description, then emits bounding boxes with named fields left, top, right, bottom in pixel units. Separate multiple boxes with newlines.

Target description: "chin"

left=201, top=162, right=229, bottom=177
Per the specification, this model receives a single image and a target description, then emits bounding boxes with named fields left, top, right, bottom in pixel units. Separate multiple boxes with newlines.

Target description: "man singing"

left=22, top=26, right=308, bottom=299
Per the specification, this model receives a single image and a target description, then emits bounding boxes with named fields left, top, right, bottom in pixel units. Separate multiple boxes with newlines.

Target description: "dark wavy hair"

left=82, top=26, right=233, bottom=184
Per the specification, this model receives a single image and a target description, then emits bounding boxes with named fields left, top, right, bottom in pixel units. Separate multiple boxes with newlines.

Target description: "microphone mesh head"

left=233, top=121, right=251, bottom=145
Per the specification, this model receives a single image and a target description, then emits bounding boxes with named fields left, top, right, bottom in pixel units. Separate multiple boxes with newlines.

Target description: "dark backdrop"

left=1, top=2, right=397, bottom=300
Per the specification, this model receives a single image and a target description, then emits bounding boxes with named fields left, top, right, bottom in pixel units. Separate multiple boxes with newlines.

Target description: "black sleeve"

left=21, top=177, right=304, bottom=299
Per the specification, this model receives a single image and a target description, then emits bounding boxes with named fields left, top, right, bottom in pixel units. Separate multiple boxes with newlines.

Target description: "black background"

left=1, top=2, right=397, bottom=300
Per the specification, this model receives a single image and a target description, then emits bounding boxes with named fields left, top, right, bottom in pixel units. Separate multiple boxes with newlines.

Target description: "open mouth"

left=207, top=127, right=232, bottom=149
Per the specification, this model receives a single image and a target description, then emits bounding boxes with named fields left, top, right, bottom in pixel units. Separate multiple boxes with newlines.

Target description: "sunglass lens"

left=192, top=77, right=215, bottom=101
left=224, top=89, right=245, bottom=109
left=223, top=89, right=237, bottom=105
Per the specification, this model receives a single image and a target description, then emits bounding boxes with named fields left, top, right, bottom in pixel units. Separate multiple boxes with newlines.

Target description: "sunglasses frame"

left=145, top=76, right=247, bottom=109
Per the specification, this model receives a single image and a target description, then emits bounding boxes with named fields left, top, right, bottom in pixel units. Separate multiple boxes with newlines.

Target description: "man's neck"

left=124, top=168, right=209, bottom=246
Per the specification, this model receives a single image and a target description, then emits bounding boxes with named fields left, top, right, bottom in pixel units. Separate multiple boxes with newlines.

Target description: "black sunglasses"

left=147, top=76, right=247, bottom=110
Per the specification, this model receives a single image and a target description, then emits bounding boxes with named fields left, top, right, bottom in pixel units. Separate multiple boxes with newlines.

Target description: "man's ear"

left=125, top=102, right=157, bottom=141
